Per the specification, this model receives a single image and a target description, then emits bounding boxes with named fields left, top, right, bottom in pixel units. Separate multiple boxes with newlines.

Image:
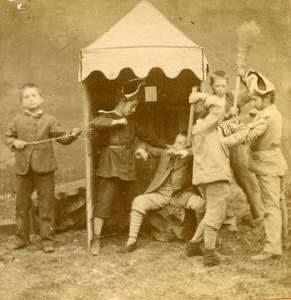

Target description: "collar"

left=261, top=104, right=277, bottom=118
left=24, top=109, right=43, bottom=118
left=98, top=109, right=123, bottom=117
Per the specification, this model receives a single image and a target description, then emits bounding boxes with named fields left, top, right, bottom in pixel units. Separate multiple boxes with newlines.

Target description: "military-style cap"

left=245, top=69, right=275, bottom=96
left=121, top=78, right=145, bottom=100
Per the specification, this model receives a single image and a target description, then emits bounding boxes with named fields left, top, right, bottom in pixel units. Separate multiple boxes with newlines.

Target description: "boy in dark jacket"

left=117, top=132, right=206, bottom=253
left=5, top=83, right=81, bottom=253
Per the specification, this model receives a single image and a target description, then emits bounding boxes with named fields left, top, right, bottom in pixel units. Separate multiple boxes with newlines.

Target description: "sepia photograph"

left=0, top=0, right=290, bottom=299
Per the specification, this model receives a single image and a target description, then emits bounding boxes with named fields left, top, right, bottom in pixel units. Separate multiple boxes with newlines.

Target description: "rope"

left=25, top=119, right=96, bottom=146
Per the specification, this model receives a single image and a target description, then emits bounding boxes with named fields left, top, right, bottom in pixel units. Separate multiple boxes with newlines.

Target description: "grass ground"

left=0, top=194, right=290, bottom=300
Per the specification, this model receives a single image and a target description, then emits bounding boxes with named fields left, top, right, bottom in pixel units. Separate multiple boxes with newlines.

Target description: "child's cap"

left=205, top=95, right=225, bottom=108
left=120, top=78, right=145, bottom=100
left=245, top=69, right=275, bottom=96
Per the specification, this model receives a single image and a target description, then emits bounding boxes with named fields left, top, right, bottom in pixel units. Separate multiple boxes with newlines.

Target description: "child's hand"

left=71, top=128, right=82, bottom=138
left=229, top=106, right=239, bottom=117
left=167, top=148, right=177, bottom=156
left=13, top=139, right=28, bottom=150
left=249, top=109, right=259, bottom=118
left=135, top=149, right=148, bottom=161
left=236, top=67, right=245, bottom=77
left=113, top=118, right=128, bottom=126
left=167, top=149, right=188, bottom=159
left=246, top=122, right=256, bottom=130
left=189, top=92, right=207, bottom=104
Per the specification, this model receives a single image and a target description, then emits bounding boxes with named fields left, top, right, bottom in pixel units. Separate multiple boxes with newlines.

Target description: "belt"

left=108, top=145, right=130, bottom=149
left=251, top=143, right=281, bottom=152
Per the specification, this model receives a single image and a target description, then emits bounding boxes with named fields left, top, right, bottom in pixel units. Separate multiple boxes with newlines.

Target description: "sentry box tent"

left=78, top=0, right=208, bottom=249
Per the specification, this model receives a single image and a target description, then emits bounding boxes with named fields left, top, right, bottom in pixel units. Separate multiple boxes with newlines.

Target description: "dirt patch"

left=0, top=195, right=290, bottom=300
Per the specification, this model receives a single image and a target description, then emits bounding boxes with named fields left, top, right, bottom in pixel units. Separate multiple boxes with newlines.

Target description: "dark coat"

left=5, top=112, right=77, bottom=175
left=92, top=112, right=167, bottom=181
left=142, top=145, right=197, bottom=206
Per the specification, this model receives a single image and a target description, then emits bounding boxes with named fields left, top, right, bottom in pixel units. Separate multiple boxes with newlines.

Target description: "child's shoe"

left=251, top=251, right=279, bottom=261
left=43, top=245, right=55, bottom=253
left=9, top=239, right=28, bottom=250
left=203, top=249, right=220, bottom=267
left=242, top=215, right=263, bottom=227
left=185, top=242, right=203, bottom=257
left=116, top=242, right=137, bottom=254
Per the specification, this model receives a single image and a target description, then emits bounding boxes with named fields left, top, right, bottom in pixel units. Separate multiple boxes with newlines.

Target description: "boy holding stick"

left=186, top=94, right=250, bottom=266
left=5, top=83, right=81, bottom=253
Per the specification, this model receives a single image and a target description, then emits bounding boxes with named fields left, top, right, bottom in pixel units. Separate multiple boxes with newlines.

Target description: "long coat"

left=92, top=112, right=167, bottom=181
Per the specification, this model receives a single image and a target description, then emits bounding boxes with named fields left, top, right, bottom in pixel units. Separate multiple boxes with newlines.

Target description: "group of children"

left=5, top=69, right=287, bottom=266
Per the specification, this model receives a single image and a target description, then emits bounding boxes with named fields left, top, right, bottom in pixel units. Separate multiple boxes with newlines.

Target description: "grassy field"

left=0, top=192, right=290, bottom=300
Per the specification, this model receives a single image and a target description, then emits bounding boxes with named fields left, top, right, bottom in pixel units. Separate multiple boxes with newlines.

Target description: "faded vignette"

left=0, top=0, right=290, bottom=300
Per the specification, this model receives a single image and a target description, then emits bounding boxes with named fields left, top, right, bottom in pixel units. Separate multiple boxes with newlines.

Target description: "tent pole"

left=82, top=82, right=93, bottom=251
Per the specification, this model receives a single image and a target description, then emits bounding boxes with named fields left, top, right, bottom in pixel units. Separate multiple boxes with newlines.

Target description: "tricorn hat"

left=245, top=69, right=275, bottom=96
left=121, top=78, right=145, bottom=100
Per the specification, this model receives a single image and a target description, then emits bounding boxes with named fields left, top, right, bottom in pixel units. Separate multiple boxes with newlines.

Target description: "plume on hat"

left=236, top=21, right=261, bottom=70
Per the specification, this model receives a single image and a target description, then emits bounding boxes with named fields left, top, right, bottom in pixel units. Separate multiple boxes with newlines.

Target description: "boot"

left=203, top=249, right=220, bottom=267
left=185, top=242, right=203, bottom=257
left=116, top=242, right=137, bottom=254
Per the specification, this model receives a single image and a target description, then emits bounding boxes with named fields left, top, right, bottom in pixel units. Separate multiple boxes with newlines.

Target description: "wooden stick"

left=187, top=103, right=195, bottom=147
left=27, top=134, right=75, bottom=145
left=25, top=119, right=95, bottom=146
left=233, top=75, right=241, bottom=109
left=187, top=86, right=199, bottom=146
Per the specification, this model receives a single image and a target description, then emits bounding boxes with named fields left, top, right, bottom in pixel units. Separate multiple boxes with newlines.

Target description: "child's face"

left=120, top=99, right=139, bottom=117
left=173, top=134, right=188, bottom=151
left=210, top=78, right=228, bottom=97
left=21, top=87, right=44, bottom=111
left=251, top=94, right=270, bottom=111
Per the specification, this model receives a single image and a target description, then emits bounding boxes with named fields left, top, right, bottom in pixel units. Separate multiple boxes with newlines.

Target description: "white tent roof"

left=79, top=0, right=208, bottom=82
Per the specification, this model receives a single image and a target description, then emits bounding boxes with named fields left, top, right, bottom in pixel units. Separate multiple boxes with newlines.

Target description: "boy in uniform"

left=90, top=79, right=167, bottom=255
left=244, top=70, right=287, bottom=261
left=5, top=83, right=81, bottom=253
left=190, top=70, right=263, bottom=227
left=117, top=132, right=206, bottom=253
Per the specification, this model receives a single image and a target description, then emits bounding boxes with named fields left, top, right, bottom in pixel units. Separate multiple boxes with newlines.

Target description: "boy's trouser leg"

left=190, top=221, right=204, bottom=243
left=256, top=175, right=282, bottom=255
left=15, top=172, right=35, bottom=243
left=34, top=171, right=55, bottom=246
left=185, top=194, right=206, bottom=225
left=94, top=177, right=119, bottom=219
left=130, top=193, right=170, bottom=244
left=230, top=145, right=263, bottom=219
left=119, top=180, right=137, bottom=215
left=190, top=182, right=228, bottom=243
left=204, top=225, right=218, bottom=250
left=202, top=181, right=228, bottom=230
left=93, top=217, right=104, bottom=236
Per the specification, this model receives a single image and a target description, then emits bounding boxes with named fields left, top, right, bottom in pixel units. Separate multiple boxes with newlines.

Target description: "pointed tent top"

left=85, top=0, right=201, bottom=50
left=79, top=0, right=207, bottom=81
